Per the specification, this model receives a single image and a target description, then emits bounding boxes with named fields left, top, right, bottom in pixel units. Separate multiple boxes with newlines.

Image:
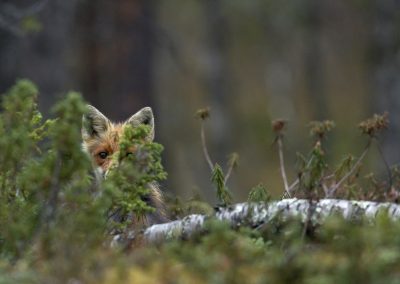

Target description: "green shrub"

left=1, top=80, right=400, bottom=284
left=0, top=80, right=167, bottom=282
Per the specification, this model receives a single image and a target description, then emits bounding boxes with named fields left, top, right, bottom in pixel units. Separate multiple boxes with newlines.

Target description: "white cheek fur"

left=94, top=167, right=105, bottom=181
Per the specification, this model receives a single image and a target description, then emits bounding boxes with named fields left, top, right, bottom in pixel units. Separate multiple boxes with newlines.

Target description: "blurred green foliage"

left=248, top=183, right=270, bottom=203
left=100, top=214, right=400, bottom=284
left=103, top=124, right=167, bottom=231
left=1, top=80, right=400, bottom=283
left=0, top=80, right=166, bottom=282
left=20, top=16, right=42, bottom=34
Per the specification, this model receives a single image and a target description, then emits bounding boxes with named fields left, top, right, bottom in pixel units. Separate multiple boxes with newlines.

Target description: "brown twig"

left=272, top=120, right=292, bottom=198
left=200, top=122, right=214, bottom=172
left=328, top=140, right=372, bottom=197
left=224, top=165, right=233, bottom=184
left=277, top=135, right=291, bottom=198
left=376, top=141, right=393, bottom=191
left=283, top=156, right=315, bottom=198
left=287, top=179, right=299, bottom=194
left=224, top=153, right=239, bottom=185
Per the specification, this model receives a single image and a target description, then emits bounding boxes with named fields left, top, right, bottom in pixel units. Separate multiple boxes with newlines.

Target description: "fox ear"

left=126, top=107, right=155, bottom=141
left=82, top=105, right=111, bottom=140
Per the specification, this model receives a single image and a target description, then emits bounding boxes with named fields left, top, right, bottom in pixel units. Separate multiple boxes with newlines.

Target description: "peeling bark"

left=111, top=198, right=400, bottom=246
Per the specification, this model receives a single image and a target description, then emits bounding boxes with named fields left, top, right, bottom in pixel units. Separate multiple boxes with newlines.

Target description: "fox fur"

left=82, top=105, right=167, bottom=228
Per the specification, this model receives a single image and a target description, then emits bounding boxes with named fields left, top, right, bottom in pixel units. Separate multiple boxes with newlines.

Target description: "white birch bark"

left=111, top=198, right=400, bottom=246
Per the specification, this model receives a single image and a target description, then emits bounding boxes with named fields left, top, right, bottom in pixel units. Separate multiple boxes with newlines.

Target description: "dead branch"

left=111, top=198, right=400, bottom=246
left=277, top=136, right=290, bottom=197
left=200, top=122, right=214, bottom=172
left=329, top=141, right=371, bottom=196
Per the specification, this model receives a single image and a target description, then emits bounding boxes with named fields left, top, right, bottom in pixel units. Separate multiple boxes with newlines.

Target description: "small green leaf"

left=248, top=183, right=270, bottom=203
left=211, top=163, right=232, bottom=206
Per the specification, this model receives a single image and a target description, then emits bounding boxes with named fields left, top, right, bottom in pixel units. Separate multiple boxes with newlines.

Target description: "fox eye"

left=98, top=151, right=108, bottom=159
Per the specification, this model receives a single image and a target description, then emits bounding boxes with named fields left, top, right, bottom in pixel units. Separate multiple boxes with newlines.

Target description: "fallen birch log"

left=112, top=198, right=400, bottom=246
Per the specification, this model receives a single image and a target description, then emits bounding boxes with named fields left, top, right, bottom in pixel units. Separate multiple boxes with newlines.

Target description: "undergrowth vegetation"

left=0, top=80, right=400, bottom=283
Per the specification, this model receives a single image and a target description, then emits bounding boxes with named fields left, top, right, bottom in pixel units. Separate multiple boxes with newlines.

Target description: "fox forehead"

left=83, top=122, right=125, bottom=155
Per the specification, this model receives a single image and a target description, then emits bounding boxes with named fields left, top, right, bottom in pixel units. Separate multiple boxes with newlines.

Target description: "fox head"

left=82, top=105, right=155, bottom=180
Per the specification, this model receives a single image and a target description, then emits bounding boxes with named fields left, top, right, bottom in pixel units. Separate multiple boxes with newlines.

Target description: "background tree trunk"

left=203, top=0, right=233, bottom=167
left=371, top=0, right=400, bottom=166
left=0, top=0, right=79, bottom=113
left=74, top=0, right=156, bottom=120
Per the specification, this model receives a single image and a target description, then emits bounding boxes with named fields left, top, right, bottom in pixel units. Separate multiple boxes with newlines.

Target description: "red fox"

left=81, top=105, right=167, bottom=227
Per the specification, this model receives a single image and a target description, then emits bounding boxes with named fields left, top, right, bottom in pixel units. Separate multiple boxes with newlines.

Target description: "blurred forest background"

left=1, top=0, right=399, bottom=202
